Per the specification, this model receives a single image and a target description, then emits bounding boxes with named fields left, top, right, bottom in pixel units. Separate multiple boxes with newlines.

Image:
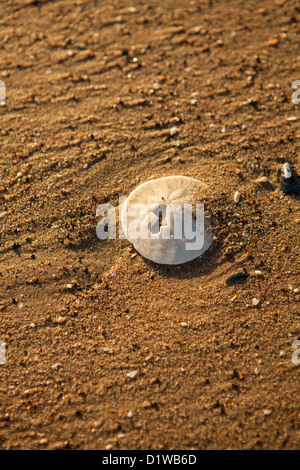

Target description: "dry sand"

left=0, top=0, right=299, bottom=450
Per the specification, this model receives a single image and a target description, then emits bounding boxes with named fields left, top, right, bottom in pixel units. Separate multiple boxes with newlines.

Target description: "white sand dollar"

left=121, top=176, right=212, bottom=265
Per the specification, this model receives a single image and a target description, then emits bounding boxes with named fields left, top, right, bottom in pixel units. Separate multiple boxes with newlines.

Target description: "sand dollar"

left=121, top=175, right=212, bottom=265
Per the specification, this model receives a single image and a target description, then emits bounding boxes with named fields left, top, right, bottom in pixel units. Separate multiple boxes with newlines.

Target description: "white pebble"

left=127, top=370, right=138, bottom=379
left=153, top=82, right=161, bottom=90
left=127, top=411, right=133, bottom=418
left=170, top=126, right=179, bottom=136
left=180, top=322, right=188, bottom=328
left=252, top=298, right=260, bottom=306
left=264, top=409, right=272, bottom=416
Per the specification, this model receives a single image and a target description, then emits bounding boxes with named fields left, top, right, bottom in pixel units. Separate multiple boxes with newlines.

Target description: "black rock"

left=279, top=162, right=299, bottom=194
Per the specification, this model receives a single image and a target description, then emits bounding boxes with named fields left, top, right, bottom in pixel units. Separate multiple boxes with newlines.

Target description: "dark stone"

left=279, top=162, right=300, bottom=194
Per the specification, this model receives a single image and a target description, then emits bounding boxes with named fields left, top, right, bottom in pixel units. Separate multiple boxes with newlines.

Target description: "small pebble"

left=170, top=126, right=179, bottom=136
left=153, top=82, right=161, bottom=90
left=286, top=116, right=298, bottom=122
left=264, top=409, right=272, bottom=416
left=255, top=176, right=269, bottom=183
left=234, top=191, right=241, bottom=203
left=127, top=370, right=138, bottom=379
left=58, top=316, right=67, bottom=323
left=127, top=411, right=133, bottom=418
left=252, top=298, right=260, bottom=306
left=268, top=38, right=278, bottom=47
left=279, top=162, right=299, bottom=194
left=39, top=438, right=48, bottom=445
left=181, top=322, right=188, bottom=328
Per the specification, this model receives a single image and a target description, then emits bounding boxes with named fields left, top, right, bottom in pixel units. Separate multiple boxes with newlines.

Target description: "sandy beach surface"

left=0, top=0, right=299, bottom=450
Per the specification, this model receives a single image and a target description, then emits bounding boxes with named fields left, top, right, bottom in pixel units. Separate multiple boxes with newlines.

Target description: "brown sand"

left=0, top=0, right=299, bottom=450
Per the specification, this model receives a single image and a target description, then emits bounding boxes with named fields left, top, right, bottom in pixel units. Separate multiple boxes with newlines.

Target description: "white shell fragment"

left=234, top=191, right=241, bottom=203
left=255, top=176, right=269, bottom=183
left=121, top=175, right=212, bottom=265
